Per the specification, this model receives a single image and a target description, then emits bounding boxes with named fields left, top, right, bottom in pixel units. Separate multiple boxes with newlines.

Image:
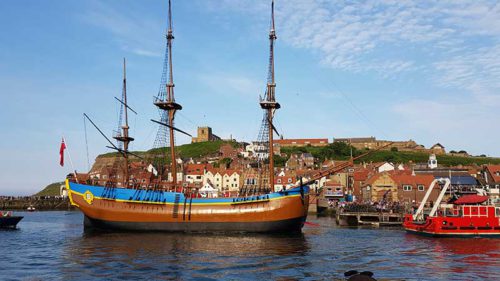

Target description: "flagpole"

left=63, top=136, right=79, bottom=182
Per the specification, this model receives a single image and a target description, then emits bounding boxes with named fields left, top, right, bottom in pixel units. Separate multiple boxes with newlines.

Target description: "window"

left=403, top=185, right=412, bottom=191
left=417, top=185, right=425, bottom=191
left=277, top=179, right=281, bottom=183
left=288, top=178, right=292, bottom=183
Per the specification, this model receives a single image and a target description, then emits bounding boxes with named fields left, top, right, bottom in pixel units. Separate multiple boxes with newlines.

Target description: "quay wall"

left=0, top=196, right=74, bottom=211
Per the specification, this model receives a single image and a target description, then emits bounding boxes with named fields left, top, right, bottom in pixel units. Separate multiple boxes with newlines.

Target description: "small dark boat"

left=0, top=211, right=23, bottom=229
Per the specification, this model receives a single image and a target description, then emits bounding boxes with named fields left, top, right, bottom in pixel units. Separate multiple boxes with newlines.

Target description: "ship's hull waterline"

left=67, top=180, right=310, bottom=233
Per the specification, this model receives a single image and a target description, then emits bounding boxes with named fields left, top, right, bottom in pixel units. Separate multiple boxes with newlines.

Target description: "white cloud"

left=434, top=44, right=500, bottom=106
left=208, top=1, right=500, bottom=79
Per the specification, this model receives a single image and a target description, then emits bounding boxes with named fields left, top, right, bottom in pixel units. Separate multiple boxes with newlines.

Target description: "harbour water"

left=1, top=212, right=498, bottom=280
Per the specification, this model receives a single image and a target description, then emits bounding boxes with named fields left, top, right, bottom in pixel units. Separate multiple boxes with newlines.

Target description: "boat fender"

left=442, top=221, right=447, bottom=225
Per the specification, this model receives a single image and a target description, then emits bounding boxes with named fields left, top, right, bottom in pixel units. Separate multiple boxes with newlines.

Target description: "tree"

left=219, top=158, right=232, bottom=169
left=274, top=155, right=287, bottom=167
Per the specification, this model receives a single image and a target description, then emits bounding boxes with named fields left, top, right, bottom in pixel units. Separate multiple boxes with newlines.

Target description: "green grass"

left=281, top=143, right=500, bottom=166
left=98, top=140, right=241, bottom=161
left=97, top=140, right=500, bottom=167
left=35, top=182, right=64, bottom=196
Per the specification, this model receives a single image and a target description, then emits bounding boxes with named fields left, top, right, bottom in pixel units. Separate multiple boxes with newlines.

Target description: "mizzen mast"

left=154, top=0, right=182, bottom=187
left=259, top=0, right=280, bottom=193
left=113, top=58, right=134, bottom=186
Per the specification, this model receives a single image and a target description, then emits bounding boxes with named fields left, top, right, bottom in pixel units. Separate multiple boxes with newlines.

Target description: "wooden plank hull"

left=84, top=215, right=306, bottom=232
left=67, top=180, right=310, bottom=233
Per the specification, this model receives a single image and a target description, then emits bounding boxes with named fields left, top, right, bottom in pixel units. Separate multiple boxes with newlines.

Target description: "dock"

left=337, top=211, right=403, bottom=226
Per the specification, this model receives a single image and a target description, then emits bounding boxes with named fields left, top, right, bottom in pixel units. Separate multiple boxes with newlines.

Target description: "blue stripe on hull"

left=68, top=182, right=309, bottom=205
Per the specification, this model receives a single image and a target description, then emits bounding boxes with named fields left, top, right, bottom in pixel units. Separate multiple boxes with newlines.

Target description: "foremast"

left=154, top=0, right=182, bottom=188
left=113, top=58, right=134, bottom=186
left=259, top=0, right=280, bottom=193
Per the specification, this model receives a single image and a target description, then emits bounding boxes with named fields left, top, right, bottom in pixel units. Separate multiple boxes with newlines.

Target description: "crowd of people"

left=336, top=200, right=406, bottom=214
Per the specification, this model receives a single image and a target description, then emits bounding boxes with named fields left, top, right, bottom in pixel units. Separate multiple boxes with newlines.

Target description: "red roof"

left=453, top=195, right=488, bottom=205
left=486, top=165, right=500, bottom=183
left=185, top=163, right=213, bottom=175
left=353, top=170, right=370, bottom=181
left=275, top=138, right=328, bottom=145
left=390, top=173, right=434, bottom=187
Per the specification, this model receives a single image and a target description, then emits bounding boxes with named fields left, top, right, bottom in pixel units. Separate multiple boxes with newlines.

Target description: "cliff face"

left=89, top=156, right=123, bottom=174
left=89, top=140, right=242, bottom=174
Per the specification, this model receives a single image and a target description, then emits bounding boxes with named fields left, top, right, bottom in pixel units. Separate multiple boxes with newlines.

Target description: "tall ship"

left=67, top=0, right=311, bottom=232
left=403, top=178, right=500, bottom=237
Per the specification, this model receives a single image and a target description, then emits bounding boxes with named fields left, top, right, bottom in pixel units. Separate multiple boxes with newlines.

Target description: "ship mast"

left=259, top=0, right=280, bottom=193
left=113, top=58, right=134, bottom=186
left=154, top=0, right=182, bottom=188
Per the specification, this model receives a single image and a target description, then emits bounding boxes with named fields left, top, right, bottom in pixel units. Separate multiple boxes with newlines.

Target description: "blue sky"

left=0, top=0, right=499, bottom=195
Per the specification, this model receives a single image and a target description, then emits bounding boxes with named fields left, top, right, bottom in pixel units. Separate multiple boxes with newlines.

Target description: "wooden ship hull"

left=67, top=180, right=310, bottom=232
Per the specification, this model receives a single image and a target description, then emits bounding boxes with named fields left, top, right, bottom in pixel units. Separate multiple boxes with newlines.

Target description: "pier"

left=337, top=211, right=403, bottom=227
left=0, top=196, right=74, bottom=211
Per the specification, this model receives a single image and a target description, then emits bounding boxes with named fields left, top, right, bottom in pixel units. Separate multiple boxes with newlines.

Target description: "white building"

left=428, top=154, right=438, bottom=169
left=376, top=162, right=395, bottom=173
left=239, top=141, right=268, bottom=160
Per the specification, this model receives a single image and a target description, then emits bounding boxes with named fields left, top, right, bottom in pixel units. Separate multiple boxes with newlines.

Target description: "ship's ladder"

left=172, top=193, right=180, bottom=218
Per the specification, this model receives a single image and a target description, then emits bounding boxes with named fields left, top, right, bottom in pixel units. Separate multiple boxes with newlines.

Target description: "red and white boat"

left=403, top=178, right=500, bottom=237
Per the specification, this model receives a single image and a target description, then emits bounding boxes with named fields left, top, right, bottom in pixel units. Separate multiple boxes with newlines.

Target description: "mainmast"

left=154, top=0, right=182, bottom=187
left=259, top=0, right=280, bottom=193
left=113, top=58, right=134, bottom=186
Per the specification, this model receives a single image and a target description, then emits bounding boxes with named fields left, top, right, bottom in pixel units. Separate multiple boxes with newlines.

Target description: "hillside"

left=281, top=143, right=500, bottom=166
left=35, top=182, right=64, bottom=196
left=96, top=140, right=500, bottom=167
left=98, top=140, right=241, bottom=160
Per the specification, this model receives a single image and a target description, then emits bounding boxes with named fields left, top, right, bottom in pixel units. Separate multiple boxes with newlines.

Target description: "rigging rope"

left=83, top=114, right=91, bottom=171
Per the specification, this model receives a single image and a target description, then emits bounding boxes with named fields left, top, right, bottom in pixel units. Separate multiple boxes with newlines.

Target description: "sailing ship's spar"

left=153, top=0, right=181, bottom=187
left=67, top=0, right=385, bottom=232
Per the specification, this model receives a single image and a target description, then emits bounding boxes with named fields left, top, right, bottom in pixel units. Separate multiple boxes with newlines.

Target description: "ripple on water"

left=1, top=212, right=500, bottom=280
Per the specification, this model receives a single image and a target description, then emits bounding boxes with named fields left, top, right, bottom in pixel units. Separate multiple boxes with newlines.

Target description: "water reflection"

left=401, top=234, right=500, bottom=279
left=6, top=212, right=499, bottom=280
left=61, top=231, right=310, bottom=280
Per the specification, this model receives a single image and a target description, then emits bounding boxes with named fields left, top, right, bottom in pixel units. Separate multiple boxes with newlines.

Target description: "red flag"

left=59, top=138, right=66, bottom=166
